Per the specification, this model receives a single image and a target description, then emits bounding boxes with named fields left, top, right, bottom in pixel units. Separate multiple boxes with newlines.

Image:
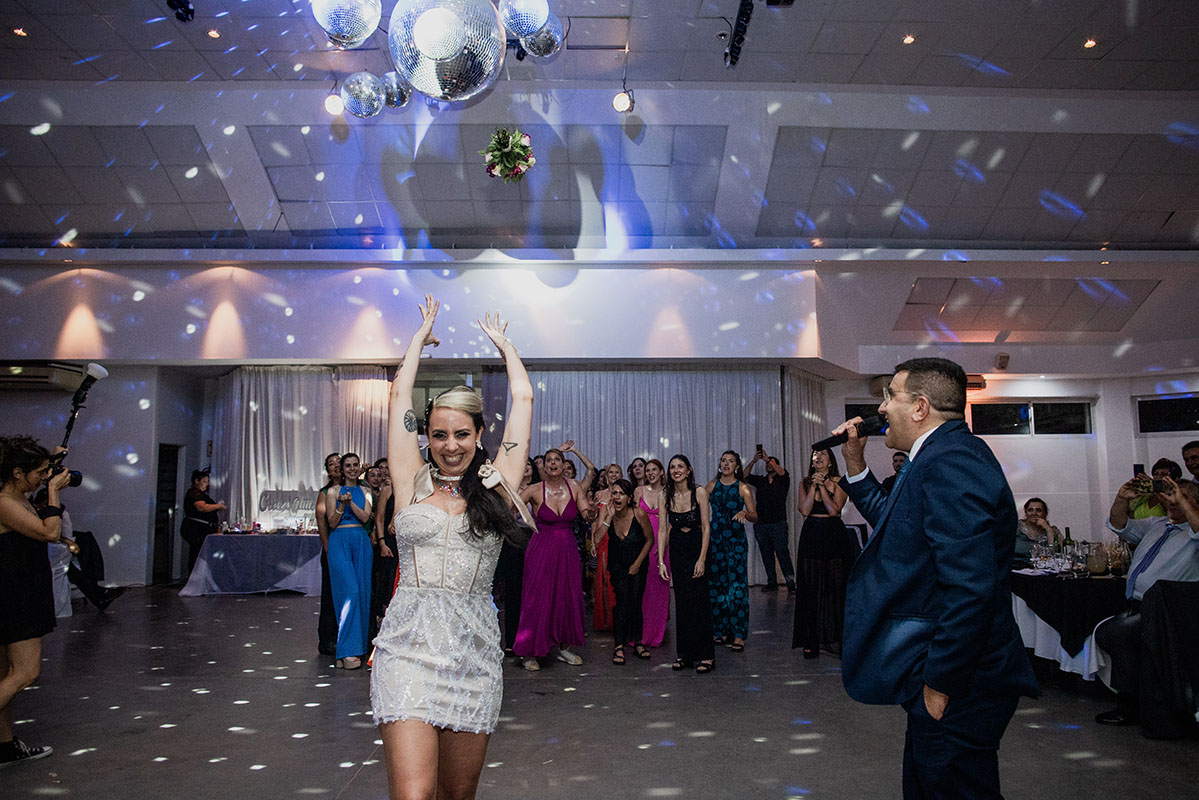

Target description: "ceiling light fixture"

left=1083, top=38, right=1096, bottom=48
left=613, top=40, right=634, bottom=113
left=167, top=0, right=195, bottom=22
left=324, top=91, right=345, bottom=115
left=902, top=34, right=915, bottom=45
left=724, top=0, right=754, bottom=67
left=12, top=27, right=28, bottom=37
left=207, top=29, right=221, bottom=39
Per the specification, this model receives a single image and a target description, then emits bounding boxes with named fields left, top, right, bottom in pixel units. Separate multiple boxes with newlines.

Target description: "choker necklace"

left=430, top=467, right=463, bottom=483
left=431, top=467, right=463, bottom=498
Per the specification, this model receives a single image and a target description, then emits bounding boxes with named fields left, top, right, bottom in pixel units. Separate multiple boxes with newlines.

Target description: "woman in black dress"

left=314, top=453, right=340, bottom=655
left=792, top=448, right=852, bottom=658
left=596, top=479, right=653, bottom=664
left=0, top=436, right=73, bottom=767
left=181, top=469, right=225, bottom=574
left=658, top=454, right=715, bottom=674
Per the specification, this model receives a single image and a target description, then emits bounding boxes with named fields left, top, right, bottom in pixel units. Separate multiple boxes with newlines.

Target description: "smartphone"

left=1133, top=463, right=1145, bottom=478
left=756, top=443, right=764, bottom=453
left=1153, top=479, right=1167, bottom=493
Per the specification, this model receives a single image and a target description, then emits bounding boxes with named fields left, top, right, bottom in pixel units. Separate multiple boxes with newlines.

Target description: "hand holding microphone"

left=816, top=416, right=887, bottom=477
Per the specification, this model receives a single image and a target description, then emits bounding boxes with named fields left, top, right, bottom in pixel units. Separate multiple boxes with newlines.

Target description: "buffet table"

left=1010, top=570, right=1127, bottom=681
left=180, top=533, right=323, bottom=596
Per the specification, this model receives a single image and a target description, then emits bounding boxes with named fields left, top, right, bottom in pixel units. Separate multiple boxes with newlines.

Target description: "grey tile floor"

left=4, top=587, right=1194, bottom=798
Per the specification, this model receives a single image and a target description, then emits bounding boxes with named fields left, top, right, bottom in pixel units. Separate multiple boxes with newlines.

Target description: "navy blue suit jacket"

left=839, top=420, right=1039, bottom=706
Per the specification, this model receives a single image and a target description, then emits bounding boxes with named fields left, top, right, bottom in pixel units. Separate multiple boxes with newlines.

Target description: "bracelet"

left=600, top=520, right=610, bottom=527
left=37, top=505, right=64, bottom=519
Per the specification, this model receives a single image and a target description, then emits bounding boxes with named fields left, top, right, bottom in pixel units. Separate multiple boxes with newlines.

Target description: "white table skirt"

left=1012, top=593, right=1113, bottom=686
left=180, top=534, right=323, bottom=597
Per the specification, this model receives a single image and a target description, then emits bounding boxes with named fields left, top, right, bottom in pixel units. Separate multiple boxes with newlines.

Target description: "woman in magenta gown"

left=634, top=458, right=669, bottom=649
left=514, top=448, right=593, bottom=670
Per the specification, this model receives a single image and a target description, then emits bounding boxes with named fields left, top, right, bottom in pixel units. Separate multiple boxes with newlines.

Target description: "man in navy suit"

left=831, top=357, right=1038, bottom=799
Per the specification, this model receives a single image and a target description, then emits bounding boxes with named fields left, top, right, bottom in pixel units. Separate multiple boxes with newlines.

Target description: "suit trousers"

left=902, top=688, right=1020, bottom=800
left=753, top=520, right=795, bottom=586
left=1094, top=608, right=1141, bottom=699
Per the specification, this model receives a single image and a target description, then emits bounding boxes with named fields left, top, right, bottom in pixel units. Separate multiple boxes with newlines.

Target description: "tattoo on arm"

left=403, top=409, right=418, bottom=433
left=501, top=441, right=518, bottom=453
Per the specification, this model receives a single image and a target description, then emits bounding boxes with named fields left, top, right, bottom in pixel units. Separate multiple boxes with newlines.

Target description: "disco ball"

left=382, top=71, right=411, bottom=109
left=310, top=0, right=382, bottom=50
left=340, top=71, right=385, bottom=118
left=520, top=13, right=563, bottom=59
left=498, top=0, right=548, bottom=37
left=388, top=0, right=506, bottom=102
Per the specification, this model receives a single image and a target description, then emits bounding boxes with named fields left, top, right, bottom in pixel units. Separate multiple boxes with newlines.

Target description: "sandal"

left=671, top=659, right=689, bottom=671
left=695, top=660, right=715, bottom=674
left=612, top=646, right=626, bottom=665
left=713, top=635, right=731, bottom=645
left=634, top=644, right=651, bottom=660
left=730, top=640, right=745, bottom=652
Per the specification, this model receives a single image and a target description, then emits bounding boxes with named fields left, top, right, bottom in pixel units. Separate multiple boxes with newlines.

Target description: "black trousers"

left=494, top=541, right=524, bottom=651
left=611, top=568, right=647, bottom=647
left=753, top=520, right=795, bottom=586
left=1094, top=608, right=1142, bottom=700
left=318, top=550, right=337, bottom=654
left=901, top=688, right=1020, bottom=800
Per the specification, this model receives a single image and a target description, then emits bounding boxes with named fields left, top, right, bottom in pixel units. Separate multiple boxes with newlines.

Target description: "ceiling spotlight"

left=324, top=92, right=345, bottom=115
left=12, top=27, right=28, bottom=37
left=612, top=89, right=634, bottom=113
left=207, top=29, right=221, bottom=39
left=1084, top=38, right=1096, bottom=48
left=902, top=34, right=915, bottom=45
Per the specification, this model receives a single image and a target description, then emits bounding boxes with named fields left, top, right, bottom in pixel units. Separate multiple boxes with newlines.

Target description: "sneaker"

left=0, top=738, right=53, bottom=769
left=521, top=657, right=541, bottom=671
left=556, top=647, right=583, bottom=666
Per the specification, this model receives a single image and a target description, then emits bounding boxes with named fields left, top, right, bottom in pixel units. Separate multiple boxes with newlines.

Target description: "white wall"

left=1, top=366, right=207, bottom=585
left=824, top=372, right=1199, bottom=541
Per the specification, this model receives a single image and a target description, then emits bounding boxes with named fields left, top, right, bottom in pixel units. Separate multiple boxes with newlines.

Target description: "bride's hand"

left=478, top=311, right=511, bottom=354
left=416, top=293, right=440, bottom=348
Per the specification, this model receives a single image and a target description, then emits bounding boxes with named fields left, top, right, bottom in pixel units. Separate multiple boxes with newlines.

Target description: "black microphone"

left=71, top=362, right=109, bottom=407
left=811, top=416, right=888, bottom=451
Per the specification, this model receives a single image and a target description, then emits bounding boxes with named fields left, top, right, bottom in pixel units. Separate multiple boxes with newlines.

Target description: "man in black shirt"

left=880, top=451, right=908, bottom=494
left=744, top=450, right=795, bottom=592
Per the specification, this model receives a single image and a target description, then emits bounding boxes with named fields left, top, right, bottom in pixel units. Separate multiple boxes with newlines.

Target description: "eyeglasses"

left=882, top=386, right=918, bottom=403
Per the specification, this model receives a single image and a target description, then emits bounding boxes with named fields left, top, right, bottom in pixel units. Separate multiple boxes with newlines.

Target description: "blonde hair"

left=430, top=385, right=483, bottom=425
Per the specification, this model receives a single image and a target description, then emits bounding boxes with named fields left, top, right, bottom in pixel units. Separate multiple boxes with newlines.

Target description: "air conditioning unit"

left=966, top=374, right=987, bottom=392
left=0, top=363, right=85, bottom=392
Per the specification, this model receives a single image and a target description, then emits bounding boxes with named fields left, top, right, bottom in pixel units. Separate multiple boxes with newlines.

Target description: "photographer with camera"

left=1129, top=458, right=1183, bottom=519
left=0, top=435, right=73, bottom=768
left=181, top=469, right=226, bottom=575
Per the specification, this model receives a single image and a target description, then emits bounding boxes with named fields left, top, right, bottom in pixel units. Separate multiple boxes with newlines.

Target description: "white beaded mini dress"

left=370, top=469, right=503, bottom=734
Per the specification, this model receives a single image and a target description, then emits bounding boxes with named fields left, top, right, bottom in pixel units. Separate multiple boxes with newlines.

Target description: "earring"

left=476, top=441, right=483, bottom=451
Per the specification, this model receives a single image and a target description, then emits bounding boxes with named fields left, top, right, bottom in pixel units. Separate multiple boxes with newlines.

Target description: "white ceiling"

left=0, top=0, right=1196, bottom=373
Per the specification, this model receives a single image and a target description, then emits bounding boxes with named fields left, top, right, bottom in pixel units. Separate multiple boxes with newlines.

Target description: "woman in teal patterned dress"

left=704, top=451, right=757, bottom=651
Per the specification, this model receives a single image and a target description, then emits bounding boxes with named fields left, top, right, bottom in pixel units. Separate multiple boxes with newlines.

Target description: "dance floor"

left=7, top=588, right=1194, bottom=798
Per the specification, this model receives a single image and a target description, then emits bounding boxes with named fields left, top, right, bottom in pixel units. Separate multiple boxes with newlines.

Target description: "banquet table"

left=1010, top=570, right=1127, bottom=681
left=180, top=533, right=323, bottom=597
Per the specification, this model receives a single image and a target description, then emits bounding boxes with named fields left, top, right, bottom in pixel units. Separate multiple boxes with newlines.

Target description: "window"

left=971, top=403, right=1030, bottom=435
left=1137, top=396, right=1199, bottom=433
left=844, top=402, right=879, bottom=422
left=970, top=402, right=1092, bottom=435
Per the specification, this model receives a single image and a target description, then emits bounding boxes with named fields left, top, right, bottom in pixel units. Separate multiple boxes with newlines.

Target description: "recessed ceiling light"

left=902, top=34, right=915, bottom=45
left=1083, top=38, right=1096, bottom=48
left=207, top=29, right=221, bottom=39
left=324, top=93, right=344, bottom=115
left=12, top=27, right=27, bottom=37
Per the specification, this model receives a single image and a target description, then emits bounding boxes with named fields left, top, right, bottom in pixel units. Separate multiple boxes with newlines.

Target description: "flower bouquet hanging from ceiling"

left=481, top=128, right=536, bottom=183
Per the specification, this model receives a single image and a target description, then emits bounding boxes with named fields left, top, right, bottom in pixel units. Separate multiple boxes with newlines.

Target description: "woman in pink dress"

left=515, top=448, right=593, bottom=670
left=634, top=458, right=669, bottom=650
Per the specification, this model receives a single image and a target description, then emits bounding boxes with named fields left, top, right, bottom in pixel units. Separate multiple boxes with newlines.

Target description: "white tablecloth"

left=180, top=534, right=323, bottom=596
left=1012, top=593, right=1112, bottom=686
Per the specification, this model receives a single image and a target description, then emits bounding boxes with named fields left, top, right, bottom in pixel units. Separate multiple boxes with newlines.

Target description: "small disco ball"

left=311, top=0, right=382, bottom=50
left=520, top=13, right=562, bottom=58
left=340, top=71, right=385, bottom=118
left=498, top=0, right=548, bottom=37
left=382, top=71, right=411, bottom=109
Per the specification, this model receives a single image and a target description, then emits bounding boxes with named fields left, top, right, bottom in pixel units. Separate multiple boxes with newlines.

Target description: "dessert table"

left=180, top=533, right=323, bottom=596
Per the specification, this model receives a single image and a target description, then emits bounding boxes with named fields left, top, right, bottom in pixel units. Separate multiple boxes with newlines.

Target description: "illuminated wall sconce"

left=612, top=87, right=634, bottom=113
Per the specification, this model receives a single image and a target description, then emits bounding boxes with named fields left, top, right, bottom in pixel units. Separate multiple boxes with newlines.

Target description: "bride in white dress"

left=370, top=294, right=533, bottom=800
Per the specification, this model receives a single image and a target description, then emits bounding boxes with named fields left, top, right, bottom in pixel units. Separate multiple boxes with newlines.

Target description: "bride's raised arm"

left=478, top=311, right=532, bottom=491
left=388, top=294, right=440, bottom=507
